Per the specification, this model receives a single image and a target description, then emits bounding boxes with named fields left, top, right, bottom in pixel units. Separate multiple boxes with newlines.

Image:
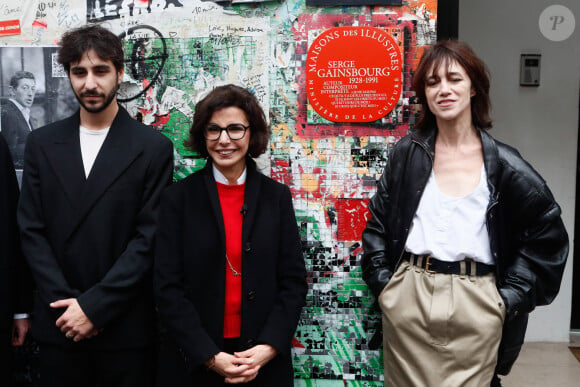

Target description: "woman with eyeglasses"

left=154, top=84, right=307, bottom=386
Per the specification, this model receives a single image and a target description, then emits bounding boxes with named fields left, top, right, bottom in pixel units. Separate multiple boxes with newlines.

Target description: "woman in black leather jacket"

left=362, top=40, right=568, bottom=387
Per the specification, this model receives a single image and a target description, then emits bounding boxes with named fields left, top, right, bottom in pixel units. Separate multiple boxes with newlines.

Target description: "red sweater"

left=216, top=182, right=244, bottom=338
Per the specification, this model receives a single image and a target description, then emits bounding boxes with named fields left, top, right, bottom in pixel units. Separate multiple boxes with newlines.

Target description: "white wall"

left=459, top=1, right=579, bottom=341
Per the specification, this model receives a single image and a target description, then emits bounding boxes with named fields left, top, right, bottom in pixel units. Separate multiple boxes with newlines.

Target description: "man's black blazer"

left=17, top=106, right=173, bottom=349
left=1, top=99, right=32, bottom=169
left=0, top=134, right=31, bottom=338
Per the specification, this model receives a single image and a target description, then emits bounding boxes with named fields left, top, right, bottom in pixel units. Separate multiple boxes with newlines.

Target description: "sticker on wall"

left=306, top=27, right=402, bottom=123
left=539, top=5, right=575, bottom=42
left=0, top=19, right=21, bottom=36
left=0, top=0, right=23, bottom=36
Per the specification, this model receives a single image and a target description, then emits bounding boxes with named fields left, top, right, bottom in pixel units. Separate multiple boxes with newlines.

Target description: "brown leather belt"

left=403, top=252, right=495, bottom=276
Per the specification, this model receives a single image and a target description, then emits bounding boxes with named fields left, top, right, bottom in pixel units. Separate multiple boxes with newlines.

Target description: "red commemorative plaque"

left=306, top=27, right=402, bottom=123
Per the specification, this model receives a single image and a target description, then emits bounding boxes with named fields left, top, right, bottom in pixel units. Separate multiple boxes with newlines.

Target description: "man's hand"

left=11, top=318, right=31, bottom=346
left=51, top=298, right=98, bottom=342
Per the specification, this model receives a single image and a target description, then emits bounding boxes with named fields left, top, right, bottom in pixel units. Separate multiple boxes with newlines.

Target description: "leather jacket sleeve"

left=496, top=190, right=568, bottom=320
left=362, top=147, right=396, bottom=299
left=494, top=148, right=569, bottom=321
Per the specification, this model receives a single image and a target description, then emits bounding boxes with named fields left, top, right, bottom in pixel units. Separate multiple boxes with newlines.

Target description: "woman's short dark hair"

left=185, top=84, right=270, bottom=158
left=57, top=24, right=124, bottom=73
left=411, top=39, right=492, bottom=131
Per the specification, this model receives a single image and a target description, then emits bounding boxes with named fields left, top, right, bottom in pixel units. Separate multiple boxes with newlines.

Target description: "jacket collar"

left=44, top=106, right=144, bottom=221
left=410, top=127, right=436, bottom=160
left=479, top=129, right=500, bottom=194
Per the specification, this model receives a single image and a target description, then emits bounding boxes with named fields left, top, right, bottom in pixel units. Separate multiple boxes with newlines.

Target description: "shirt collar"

left=212, top=163, right=247, bottom=185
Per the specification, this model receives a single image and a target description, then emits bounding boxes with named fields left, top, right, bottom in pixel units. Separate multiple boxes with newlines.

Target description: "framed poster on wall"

left=306, top=0, right=402, bottom=6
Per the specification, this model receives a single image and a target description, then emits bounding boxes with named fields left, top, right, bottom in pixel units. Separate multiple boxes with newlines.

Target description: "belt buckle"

left=425, top=255, right=436, bottom=274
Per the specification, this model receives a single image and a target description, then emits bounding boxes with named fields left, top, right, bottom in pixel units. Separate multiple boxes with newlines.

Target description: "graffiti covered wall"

left=0, top=0, right=437, bottom=385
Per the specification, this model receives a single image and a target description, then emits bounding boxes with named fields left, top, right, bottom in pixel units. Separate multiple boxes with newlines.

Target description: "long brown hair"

left=412, top=40, right=492, bottom=131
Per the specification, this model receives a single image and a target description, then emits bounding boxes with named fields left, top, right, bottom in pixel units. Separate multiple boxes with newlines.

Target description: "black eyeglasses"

left=204, top=123, right=249, bottom=141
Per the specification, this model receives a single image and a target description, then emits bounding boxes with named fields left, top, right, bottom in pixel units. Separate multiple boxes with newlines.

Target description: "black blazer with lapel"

left=0, top=134, right=32, bottom=338
left=17, top=106, right=173, bottom=349
left=154, top=158, right=307, bottom=384
left=1, top=99, right=32, bottom=169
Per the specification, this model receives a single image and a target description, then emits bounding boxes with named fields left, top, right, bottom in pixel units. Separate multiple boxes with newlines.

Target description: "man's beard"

left=74, top=82, right=119, bottom=114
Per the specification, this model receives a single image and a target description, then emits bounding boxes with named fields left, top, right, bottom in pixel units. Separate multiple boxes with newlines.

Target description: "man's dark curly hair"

left=57, top=24, right=124, bottom=74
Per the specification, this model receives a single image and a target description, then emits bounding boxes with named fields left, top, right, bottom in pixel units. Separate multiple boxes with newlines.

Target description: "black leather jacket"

left=362, top=127, right=568, bottom=375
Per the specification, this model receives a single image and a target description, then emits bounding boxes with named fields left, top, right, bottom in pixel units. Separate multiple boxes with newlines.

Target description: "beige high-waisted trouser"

left=379, top=260, right=506, bottom=387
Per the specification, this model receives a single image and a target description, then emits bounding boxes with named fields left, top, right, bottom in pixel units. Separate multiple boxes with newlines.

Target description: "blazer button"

left=244, top=242, right=251, bottom=253
left=247, top=290, right=256, bottom=301
left=246, top=338, right=256, bottom=348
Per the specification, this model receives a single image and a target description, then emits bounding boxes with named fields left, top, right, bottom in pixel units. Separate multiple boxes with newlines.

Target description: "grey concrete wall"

left=460, top=0, right=579, bottom=341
